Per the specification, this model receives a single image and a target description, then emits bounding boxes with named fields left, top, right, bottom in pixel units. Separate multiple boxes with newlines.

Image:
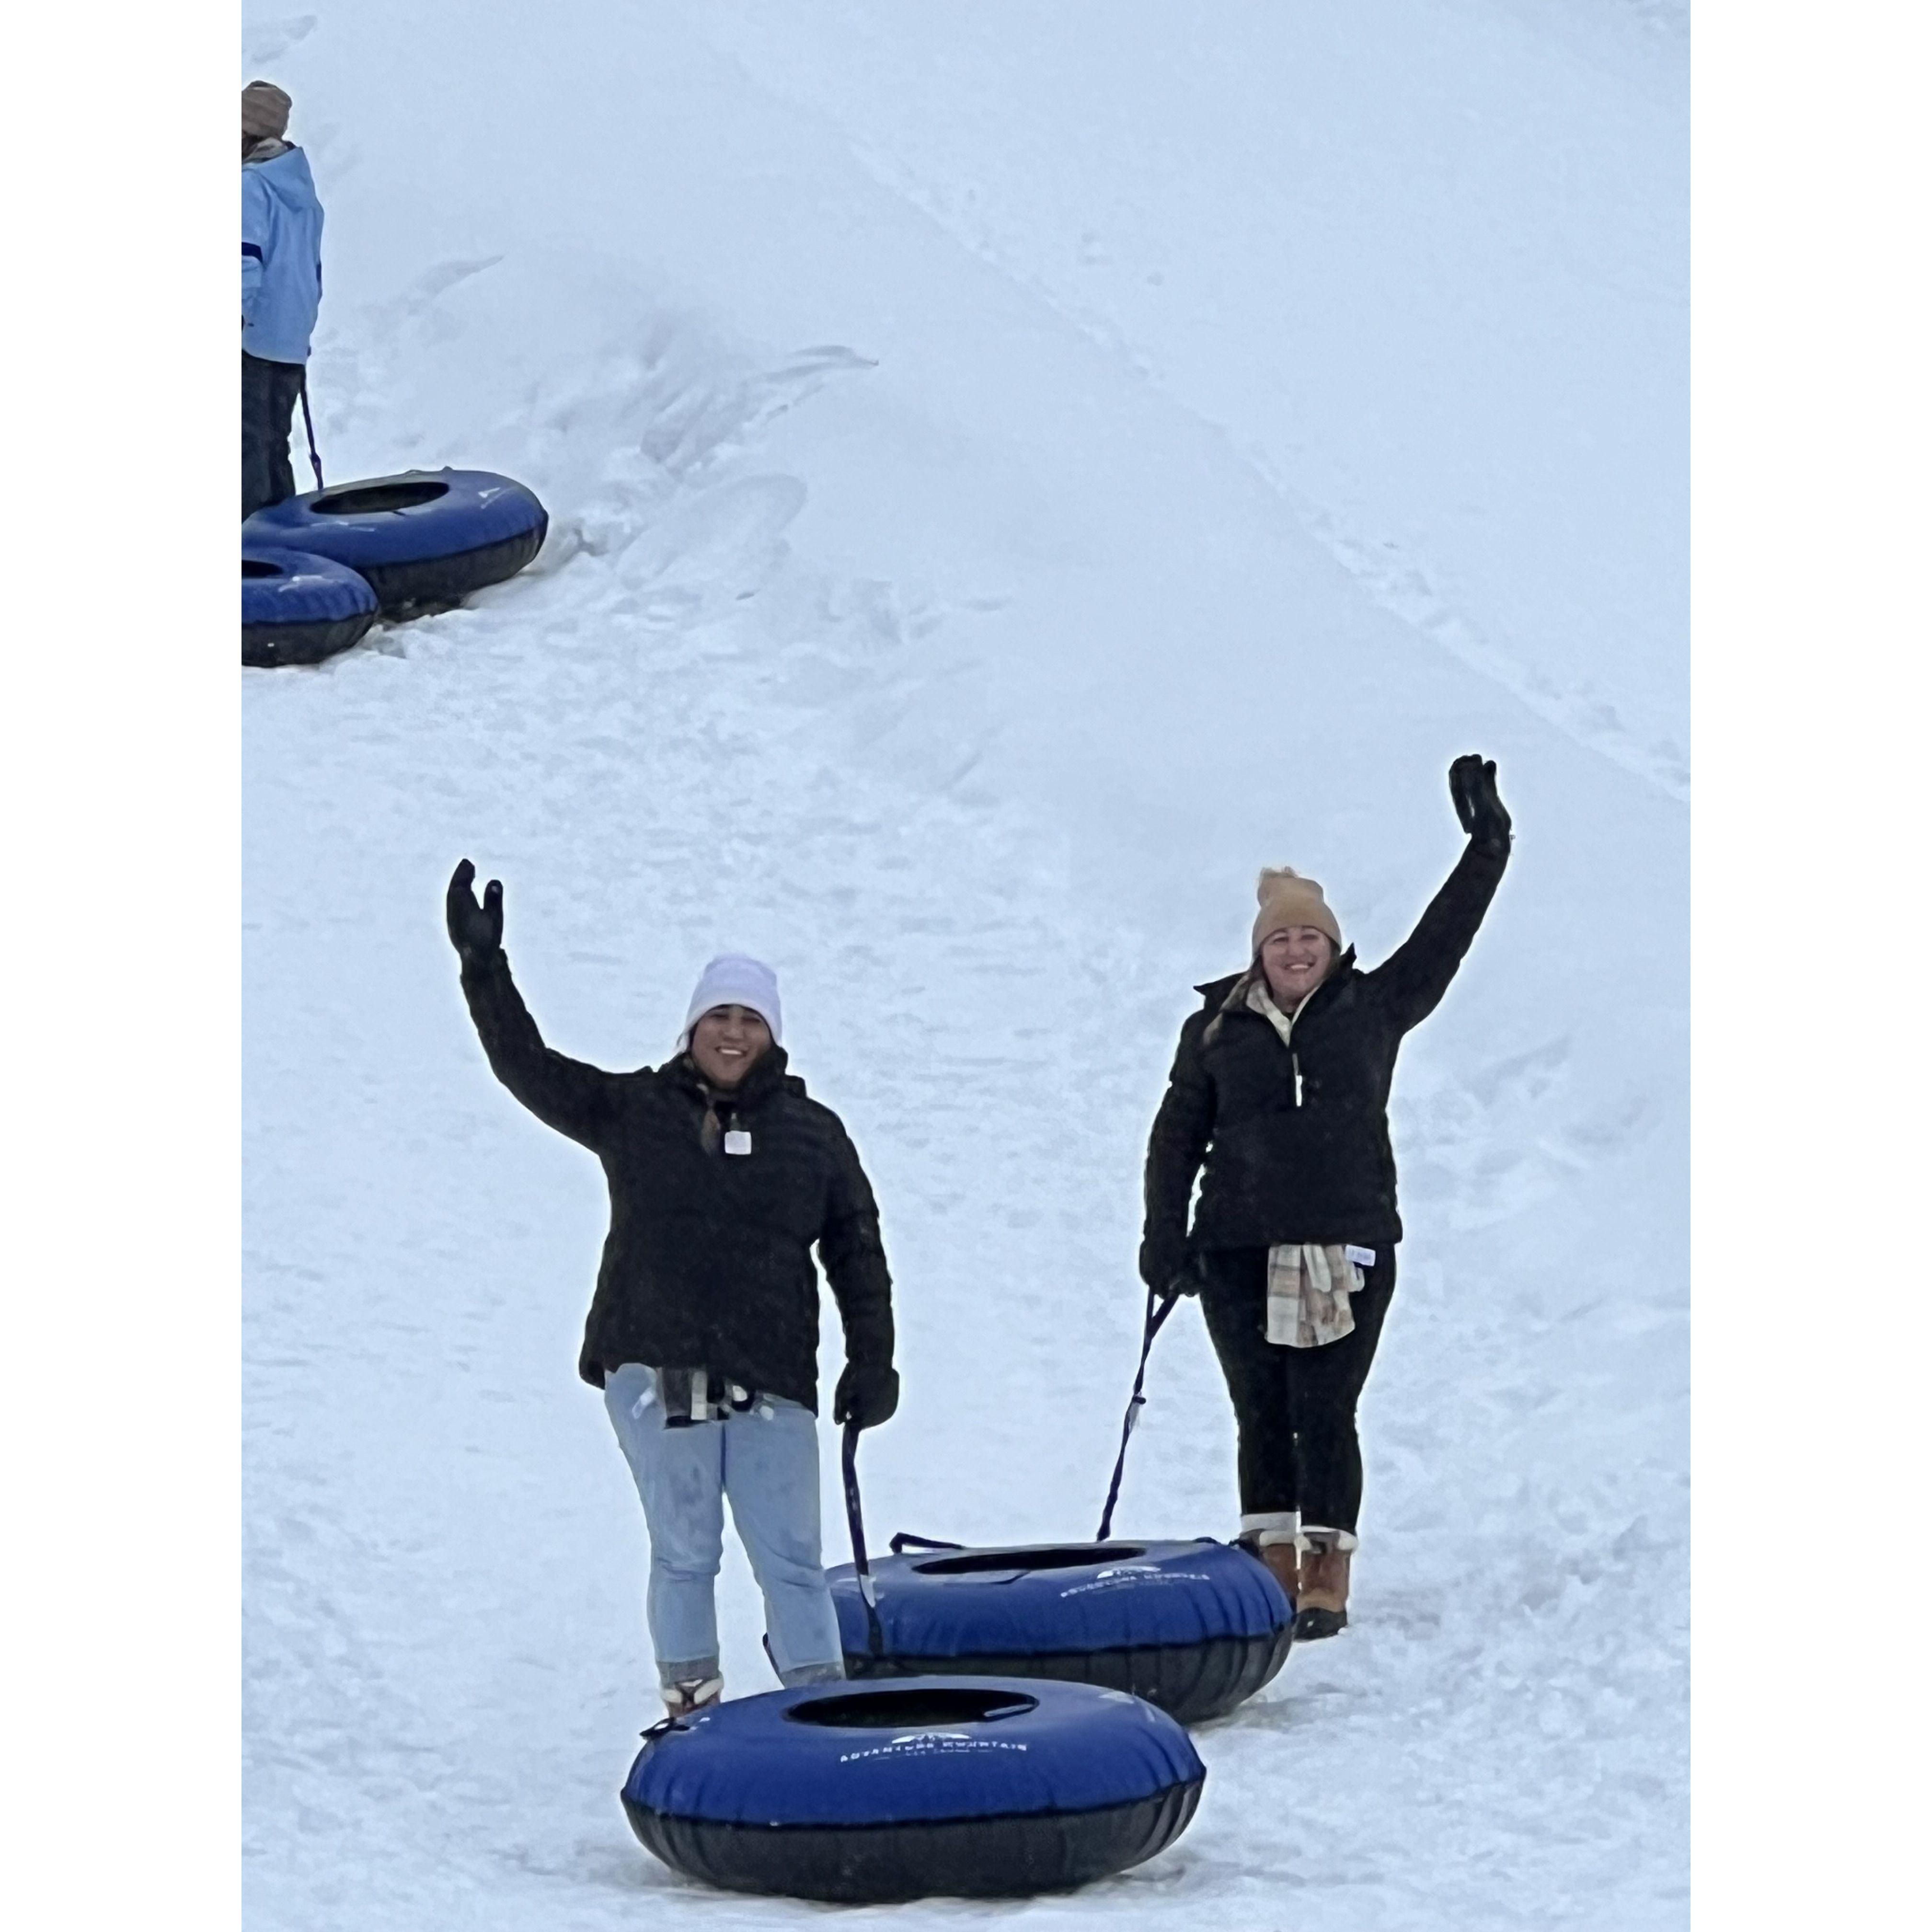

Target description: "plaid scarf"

left=1265, top=1243, right=1360, bottom=1347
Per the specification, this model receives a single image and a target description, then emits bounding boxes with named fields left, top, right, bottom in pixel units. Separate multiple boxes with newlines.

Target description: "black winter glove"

left=1139, top=1237, right=1189, bottom=1299
left=1162, top=1254, right=1206, bottom=1300
left=833, top=1360, right=899, bottom=1431
left=1449, top=755, right=1512, bottom=854
left=446, top=859, right=504, bottom=961
left=1141, top=1240, right=1202, bottom=1300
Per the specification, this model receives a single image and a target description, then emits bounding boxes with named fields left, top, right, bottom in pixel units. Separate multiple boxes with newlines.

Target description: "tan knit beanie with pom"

left=1252, top=867, right=1343, bottom=954
left=242, top=81, right=292, bottom=140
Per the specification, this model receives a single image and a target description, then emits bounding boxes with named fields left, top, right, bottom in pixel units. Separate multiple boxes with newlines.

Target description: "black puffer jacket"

left=460, top=948, right=894, bottom=1411
left=1141, top=839, right=1507, bottom=1286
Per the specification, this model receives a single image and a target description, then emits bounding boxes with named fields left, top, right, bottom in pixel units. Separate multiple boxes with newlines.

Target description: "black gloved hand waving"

left=446, top=859, right=504, bottom=961
left=834, top=1359, right=899, bottom=1431
left=1449, top=755, right=1512, bottom=854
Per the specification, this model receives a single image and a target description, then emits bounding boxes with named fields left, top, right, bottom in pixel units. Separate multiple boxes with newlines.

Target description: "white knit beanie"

left=677, top=954, right=783, bottom=1053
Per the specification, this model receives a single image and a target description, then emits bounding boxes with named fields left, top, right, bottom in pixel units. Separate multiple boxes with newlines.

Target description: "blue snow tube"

left=621, top=1676, right=1204, bottom=1903
left=829, top=1538, right=1291, bottom=1725
left=241, top=468, right=547, bottom=617
left=241, top=546, right=378, bottom=667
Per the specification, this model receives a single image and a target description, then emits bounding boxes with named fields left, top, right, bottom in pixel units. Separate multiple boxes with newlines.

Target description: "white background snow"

left=240, top=3, right=1688, bottom=1926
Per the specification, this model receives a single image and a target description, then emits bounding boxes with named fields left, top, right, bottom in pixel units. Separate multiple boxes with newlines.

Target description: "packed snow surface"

left=242, top=3, right=1688, bottom=1926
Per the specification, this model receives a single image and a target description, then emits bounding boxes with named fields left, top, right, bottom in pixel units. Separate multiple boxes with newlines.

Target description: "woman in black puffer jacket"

left=1140, top=756, right=1510, bottom=1638
left=446, top=866, right=897, bottom=1716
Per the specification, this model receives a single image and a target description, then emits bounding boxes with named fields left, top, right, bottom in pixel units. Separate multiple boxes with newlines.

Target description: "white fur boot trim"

left=1300, top=1525, right=1359, bottom=1554
left=1239, top=1510, right=1301, bottom=1548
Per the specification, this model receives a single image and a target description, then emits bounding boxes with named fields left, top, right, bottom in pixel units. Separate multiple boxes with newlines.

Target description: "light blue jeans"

left=602, top=1363, right=845, bottom=1690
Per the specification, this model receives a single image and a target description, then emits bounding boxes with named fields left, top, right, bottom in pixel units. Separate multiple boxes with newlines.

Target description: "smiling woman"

left=689, top=1007, right=771, bottom=1087
left=1141, top=756, right=1513, bottom=1641
left=678, top=957, right=780, bottom=1095
left=1257, top=909, right=1341, bottom=1013
left=444, top=865, right=900, bottom=1718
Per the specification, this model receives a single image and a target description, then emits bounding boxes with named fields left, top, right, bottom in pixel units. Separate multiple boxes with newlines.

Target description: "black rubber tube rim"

left=353, top=520, right=547, bottom=617
left=841, top=1624, right=1292, bottom=1726
left=241, top=608, right=377, bottom=668
left=624, top=1776, right=1204, bottom=1902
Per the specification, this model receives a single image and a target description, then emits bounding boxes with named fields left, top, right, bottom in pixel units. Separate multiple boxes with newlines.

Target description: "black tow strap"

left=841, top=1288, right=1176, bottom=1632
left=840, top=1419, right=886, bottom=1661
left=888, top=1531, right=964, bottom=1555
left=1095, top=1286, right=1179, bottom=1541
left=298, top=372, right=324, bottom=490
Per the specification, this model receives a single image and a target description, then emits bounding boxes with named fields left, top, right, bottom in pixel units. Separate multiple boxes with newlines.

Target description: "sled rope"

left=840, top=1419, right=887, bottom=1660
left=847, top=1286, right=1175, bottom=1610
left=298, top=372, right=325, bottom=490
left=1095, top=1286, right=1180, bottom=1541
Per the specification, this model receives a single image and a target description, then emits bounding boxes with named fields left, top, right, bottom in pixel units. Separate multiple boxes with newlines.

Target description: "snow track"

left=243, top=4, right=1687, bottom=1925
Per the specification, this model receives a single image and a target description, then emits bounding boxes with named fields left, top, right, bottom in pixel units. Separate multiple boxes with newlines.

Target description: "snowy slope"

left=242, top=4, right=1687, bottom=1927
left=674, top=0, right=1691, bottom=798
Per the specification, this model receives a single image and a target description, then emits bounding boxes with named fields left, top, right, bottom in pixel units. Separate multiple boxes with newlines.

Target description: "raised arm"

left=1365, top=756, right=1512, bottom=1034
left=819, top=1120, right=898, bottom=1430
left=447, top=861, right=620, bottom=1149
left=1140, top=1012, right=1216, bottom=1294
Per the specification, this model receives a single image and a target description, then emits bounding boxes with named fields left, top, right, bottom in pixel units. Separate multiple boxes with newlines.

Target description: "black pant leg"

left=1197, top=1249, right=1298, bottom=1517
left=242, top=351, right=304, bottom=520
left=267, top=362, right=299, bottom=507
left=1278, top=1250, right=1398, bottom=1534
left=241, top=353, right=269, bottom=519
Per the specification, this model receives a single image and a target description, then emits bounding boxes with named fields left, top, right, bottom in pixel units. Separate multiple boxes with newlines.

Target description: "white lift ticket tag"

left=1344, top=1245, right=1376, bottom=1269
left=724, top=1129, right=753, bottom=1156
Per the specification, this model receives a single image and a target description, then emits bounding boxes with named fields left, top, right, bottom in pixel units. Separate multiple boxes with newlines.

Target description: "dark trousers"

left=1198, top=1245, right=1396, bottom=1534
left=242, top=351, right=307, bottom=520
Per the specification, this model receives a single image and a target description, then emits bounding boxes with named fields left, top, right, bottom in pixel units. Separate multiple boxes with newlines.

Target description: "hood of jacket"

left=244, top=142, right=317, bottom=207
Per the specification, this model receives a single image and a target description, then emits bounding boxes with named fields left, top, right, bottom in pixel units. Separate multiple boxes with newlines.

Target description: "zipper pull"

left=1293, top=1054, right=1304, bottom=1107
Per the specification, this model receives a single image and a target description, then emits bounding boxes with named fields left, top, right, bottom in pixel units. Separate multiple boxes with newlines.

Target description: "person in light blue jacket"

left=242, top=81, right=324, bottom=520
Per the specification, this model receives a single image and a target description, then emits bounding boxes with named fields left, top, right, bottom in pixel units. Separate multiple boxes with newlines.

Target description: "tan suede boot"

left=1294, top=1533, right=1352, bottom=1640
left=1255, top=1538, right=1300, bottom=1607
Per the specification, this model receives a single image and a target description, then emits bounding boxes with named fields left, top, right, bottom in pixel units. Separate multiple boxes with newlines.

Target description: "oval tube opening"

left=311, top=479, right=451, bottom=516
left=912, top=1544, right=1147, bottom=1576
left=784, top=1686, right=1040, bottom=1729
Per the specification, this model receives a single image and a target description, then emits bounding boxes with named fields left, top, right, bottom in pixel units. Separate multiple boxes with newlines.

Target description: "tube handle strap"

left=1095, top=1287, right=1178, bottom=1541
left=840, top=1420, right=887, bottom=1655
left=888, top=1531, right=966, bottom=1554
left=298, top=371, right=324, bottom=490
